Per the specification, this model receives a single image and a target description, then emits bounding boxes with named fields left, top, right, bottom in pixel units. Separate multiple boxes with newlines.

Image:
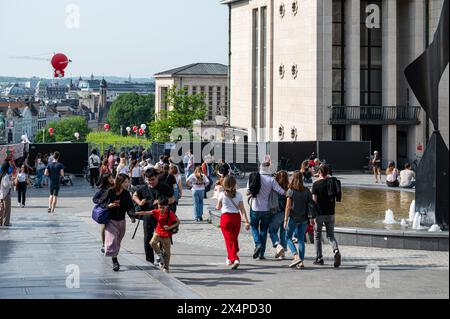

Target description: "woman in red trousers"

left=216, top=175, right=250, bottom=270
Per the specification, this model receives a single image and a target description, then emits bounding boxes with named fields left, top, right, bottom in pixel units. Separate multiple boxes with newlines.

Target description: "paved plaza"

left=0, top=176, right=448, bottom=299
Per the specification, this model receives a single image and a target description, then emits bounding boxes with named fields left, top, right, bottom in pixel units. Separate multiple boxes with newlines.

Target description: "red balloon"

left=51, top=53, right=70, bottom=78
left=51, top=53, right=69, bottom=71
left=133, top=126, right=138, bottom=133
left=104, top=124, right=110, bottom=130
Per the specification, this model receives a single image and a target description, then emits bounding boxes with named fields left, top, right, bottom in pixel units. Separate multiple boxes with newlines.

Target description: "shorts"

left=49, top=183, right=60, bottom=196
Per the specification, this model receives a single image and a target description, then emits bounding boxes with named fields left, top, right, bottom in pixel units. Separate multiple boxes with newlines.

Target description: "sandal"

left=289, top=258, right=302, bottom=268
left=296, top=261, right=305, bottom=269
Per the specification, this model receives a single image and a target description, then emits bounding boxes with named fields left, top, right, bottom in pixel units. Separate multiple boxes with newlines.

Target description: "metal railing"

left=329, top=106, right=421, bottom=125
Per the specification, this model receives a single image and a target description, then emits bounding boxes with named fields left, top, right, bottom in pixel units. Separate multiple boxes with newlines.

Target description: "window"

left=216, top=86, right=222, bottom=115
left=360, top=0, right=382, bottom=106
left=332, top=0, right=345, bottom=106
left=252, top=8, right=259, bottom=133
left=183, top=86, right=189, bottom=96
left=192, top=86, right=197, bottom=95
left=208, top=86, right=214, bottom=120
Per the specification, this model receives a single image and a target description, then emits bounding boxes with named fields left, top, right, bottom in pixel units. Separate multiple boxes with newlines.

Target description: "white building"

left=154, top=63, right=229, bottom=127
left=222, top=0, right=449, bottom=167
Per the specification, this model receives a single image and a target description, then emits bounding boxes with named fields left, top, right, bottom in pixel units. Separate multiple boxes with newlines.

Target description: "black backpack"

left=248, top=172, right=261, bottom=198
left=327, top=177, right=342, bottom=202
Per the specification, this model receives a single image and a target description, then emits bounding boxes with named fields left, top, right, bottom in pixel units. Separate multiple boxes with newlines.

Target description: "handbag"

left=92, top=204, right=110, bottom=225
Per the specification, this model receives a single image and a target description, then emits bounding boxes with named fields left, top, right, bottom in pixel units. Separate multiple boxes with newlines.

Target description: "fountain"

left=408, top=200, right=416, bottom=222
left=400, top=219, right=408, bottom=227
left=383, top=209, right=396, bottom=224
left=412, top=213, right=423, bottom=230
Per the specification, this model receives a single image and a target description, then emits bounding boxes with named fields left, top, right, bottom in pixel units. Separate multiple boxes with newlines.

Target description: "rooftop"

left=155, top=63, right=228, bottom=77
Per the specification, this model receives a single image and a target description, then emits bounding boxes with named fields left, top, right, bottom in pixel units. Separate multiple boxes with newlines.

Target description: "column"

left=345, top=0, right=361, bottom=141
left=408, top=0, right=426, bottom=161
left=382, top=0, right=397, bottom=166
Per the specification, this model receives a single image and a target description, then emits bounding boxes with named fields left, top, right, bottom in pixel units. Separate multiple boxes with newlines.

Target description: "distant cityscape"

left=0, top=74, right=155, bottom=144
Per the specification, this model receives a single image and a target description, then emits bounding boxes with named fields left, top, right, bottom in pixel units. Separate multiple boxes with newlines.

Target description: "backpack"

left=327, top=177, right=342, bottom=202
left=248, top=172, right=261, bottom=198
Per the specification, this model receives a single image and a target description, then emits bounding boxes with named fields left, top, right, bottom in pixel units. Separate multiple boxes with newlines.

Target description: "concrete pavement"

left=0, top=177, right=448, bottom=299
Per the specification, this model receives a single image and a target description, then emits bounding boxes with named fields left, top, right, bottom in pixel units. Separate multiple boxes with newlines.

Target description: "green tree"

left=149, top=86, right=207, bottom=142
left=106, top=93, right=155, bottom=134
left=34, top=116, right=91, bottom=143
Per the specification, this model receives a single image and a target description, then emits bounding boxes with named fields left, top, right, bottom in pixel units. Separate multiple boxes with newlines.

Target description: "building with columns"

left=222, top=0, right=449, bottom=167
left=154, top=63, right=229, bottom=127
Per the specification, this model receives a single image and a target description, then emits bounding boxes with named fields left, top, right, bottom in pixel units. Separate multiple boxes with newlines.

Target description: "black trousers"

left=90, top=168, right=100, bottom=187
left=143, top=216, right=156, bottom=263
left=17, top=182, right=27, bottom=205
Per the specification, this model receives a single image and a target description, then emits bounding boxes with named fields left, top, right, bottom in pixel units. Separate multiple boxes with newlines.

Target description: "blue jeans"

left=36, top=169, right=44, bottom=188
left=250, top=210, right=271, bottom=257
left=192, top=189, right=205, bottom=219
left=286, top=219, right=308, bottom=261
left=269, top=212, right=286, bottom=249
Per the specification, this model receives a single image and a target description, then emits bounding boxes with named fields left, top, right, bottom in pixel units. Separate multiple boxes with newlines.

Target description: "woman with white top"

left=15, top=165, right=31, bottom=208
left=0, top=161, right=13, bottom=226
left=186, top=166, right=210, bottom=222
left=385, top=162, right=400, bottom=188
left=216, top=175, right=250, bottom=269
left=129, top=160, right=142, bottom=187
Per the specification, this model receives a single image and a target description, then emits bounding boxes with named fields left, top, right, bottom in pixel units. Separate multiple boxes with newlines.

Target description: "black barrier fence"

left=29, top=143, right=89, bottom=175
left=151, top=140, right=370, bottom=172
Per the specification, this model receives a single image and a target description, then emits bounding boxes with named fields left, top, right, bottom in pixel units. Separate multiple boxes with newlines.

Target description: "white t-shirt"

left=386, top=169, right=399, bottom=182
left=131, top=166, right=142, bottom=178
left=400, top=169, right=416, bottom=187
left=187, top=173, right=209, bottom=191
left=218, top=192, right=243, bottom=214
left=18, top=172, right=28, bottom=183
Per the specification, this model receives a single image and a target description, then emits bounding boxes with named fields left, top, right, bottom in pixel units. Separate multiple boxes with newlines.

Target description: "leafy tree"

left=149, top=86, right=207, bottom=142
left=34, top=116, right=91, bottom=143
left=106, top=93, right=155, bottom=134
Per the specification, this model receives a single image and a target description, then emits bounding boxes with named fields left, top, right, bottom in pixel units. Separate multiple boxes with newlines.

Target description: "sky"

left=0, top=0, right=228, bottom=79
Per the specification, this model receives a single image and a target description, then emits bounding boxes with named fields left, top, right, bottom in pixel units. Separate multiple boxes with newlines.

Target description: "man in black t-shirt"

left=133, top=168, right=175, bottom=264
left=311, top=164, right=341, bottom=268
left=44, top=151, right=64, bottom=214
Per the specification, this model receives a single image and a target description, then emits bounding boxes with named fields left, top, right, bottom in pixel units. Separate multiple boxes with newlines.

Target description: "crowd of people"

left=0, top=145, right=417, bottom=273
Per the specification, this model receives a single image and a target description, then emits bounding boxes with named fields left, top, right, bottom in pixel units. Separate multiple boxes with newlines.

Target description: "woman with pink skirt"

left=100, top=174, right=135, bottom=271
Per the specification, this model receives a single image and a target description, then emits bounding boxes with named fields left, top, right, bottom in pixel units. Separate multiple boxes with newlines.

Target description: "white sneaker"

left=226, top=259, right=232, bottom=266
left=275, top=244, right=285, bottom=259
left=231, top=260, right=240, bottom=270
left=18, top=203, right=21, bottom=207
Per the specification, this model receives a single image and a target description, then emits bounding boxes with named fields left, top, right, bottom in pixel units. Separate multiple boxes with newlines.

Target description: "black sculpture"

left=404, top=0, right=449, bottom=230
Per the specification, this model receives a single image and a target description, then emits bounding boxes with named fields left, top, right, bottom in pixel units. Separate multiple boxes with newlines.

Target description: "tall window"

left=252, top=8, right=259, bottom=134
left=225, top=86, right=228, bottom=117
left=183, top=86, right=189, bottom=96
left=192, top=86, right=197, bottom=95
left=160, top=87, right=168, bottom=111
left=332, top=0, right=345, bottom=106
left=260, top=7, right=267, bottom=129
left=208, top=86, right=214, bottom=120
left=360, top=0, right=382, bottom=106
left=216, top=86, right=222, bottom=115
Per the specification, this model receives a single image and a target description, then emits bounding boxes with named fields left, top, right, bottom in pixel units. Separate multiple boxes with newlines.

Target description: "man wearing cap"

left=372, top=151, right=382, bottom=183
